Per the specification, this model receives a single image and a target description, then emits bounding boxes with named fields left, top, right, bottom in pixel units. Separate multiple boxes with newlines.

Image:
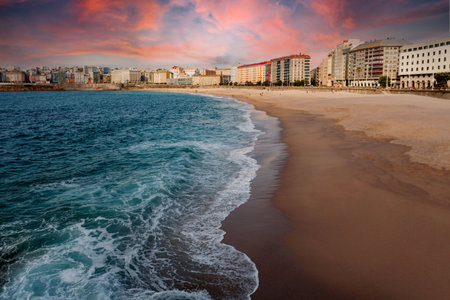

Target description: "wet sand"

left=148, top=88, right=450, bottom=299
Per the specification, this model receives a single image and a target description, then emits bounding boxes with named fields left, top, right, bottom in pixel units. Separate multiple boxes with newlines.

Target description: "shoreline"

left=217, top=90, right=450, bottom=299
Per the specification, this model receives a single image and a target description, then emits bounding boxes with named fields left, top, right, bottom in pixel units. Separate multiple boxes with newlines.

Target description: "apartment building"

left=398, top=37, right=450, bottom=88
left=153, top=70, right=172, bottom=84
left=270, top=54, right=310, bottom=84
left=237, top=61, right=270, bottom=84
left=318, top=56, right=328, bottom=86
left=348, top=37, right=409, bottom=87
left=111, top=69, right=141, bottom=84
left=332, top=39, right=363, bottom=86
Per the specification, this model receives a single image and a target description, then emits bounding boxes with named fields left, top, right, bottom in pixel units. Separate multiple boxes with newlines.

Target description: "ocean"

left=0, top=91, right=262, bottom=299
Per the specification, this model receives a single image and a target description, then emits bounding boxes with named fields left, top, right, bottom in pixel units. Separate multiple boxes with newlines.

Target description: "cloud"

left=0, top=0, right=447, bottom=68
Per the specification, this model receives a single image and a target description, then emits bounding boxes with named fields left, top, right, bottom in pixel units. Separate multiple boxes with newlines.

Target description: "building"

left=167, top=77, right=193, bottom=85
left=237, top=61, right=270, bottom=84
left=200, top=69, right=216, bottom=75
left=51, top=70, right=66, bottom=84
left=332, top=39, right=363, bottom=86
left=348, top=37, right=410, bottom=87
left=111, top=69, right=141, bottom=84
left=318, top=56, right=328, bottom=86
left=170, top=66, right=184, bottom=78
left=74, top=71, right=89, bottom=84
left=192, top=75, right=221, bottom=85
left=153, top=70, right=172, bottom=84
left=4, top=71, right=26, bottom=83
left=399, top=37, right=450, bottom=88
left=270, top=53, right=310, bottom=84
left=215, top=68, right=231, bottom=83
left=184, top=67, right=199, bottom=77
left=310, top=67, right=319, bottom=86
left=29, top=74, right=48, bottom=83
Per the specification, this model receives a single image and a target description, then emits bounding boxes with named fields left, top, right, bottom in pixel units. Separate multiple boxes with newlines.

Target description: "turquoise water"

left=0, top=91, right=261, bottom=299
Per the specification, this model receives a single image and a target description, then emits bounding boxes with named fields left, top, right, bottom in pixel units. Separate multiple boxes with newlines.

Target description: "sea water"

left=0, top=91, right=261, bottom=299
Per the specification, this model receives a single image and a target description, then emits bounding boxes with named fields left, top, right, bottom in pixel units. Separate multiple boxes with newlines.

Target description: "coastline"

left=191, top=89, right=450, bottom=299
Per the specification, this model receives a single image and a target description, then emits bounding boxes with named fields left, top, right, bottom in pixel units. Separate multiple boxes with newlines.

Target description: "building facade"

left=332, top=39, right=363, bottom=86
left=398, top=37, right=450, bottom=88
left=111, top=69, right=141, bottom=84
left=237, top=61, right=269, bottom=84
left=318, top=57, right=328, bottom=86
left=348, top=37, right=410, bottom=87
left=270, top=54, right=310, bottom=84
left=192, top=75, right=221, bottom=85
left=153, top=70, right=172, bottom=84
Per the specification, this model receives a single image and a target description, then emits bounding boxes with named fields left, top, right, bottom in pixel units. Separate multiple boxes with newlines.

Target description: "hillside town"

left=1, top=36, right=449, bottom=89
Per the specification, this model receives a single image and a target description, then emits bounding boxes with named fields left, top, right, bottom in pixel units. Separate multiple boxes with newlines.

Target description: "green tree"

left=378, top=76, right=391, bottom=87
left=435, top=72, right=450, bottom=88
left=256, top=81, right=262, bottom=86
left=262, top=80, right=270, bottom=86
left=245, top=81, right=254, bottom=86
left=275, top=80, right=282, bottom=86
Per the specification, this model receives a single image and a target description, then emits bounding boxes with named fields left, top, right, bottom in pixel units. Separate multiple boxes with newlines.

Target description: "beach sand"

left=150, top=88, right=450, bottom=299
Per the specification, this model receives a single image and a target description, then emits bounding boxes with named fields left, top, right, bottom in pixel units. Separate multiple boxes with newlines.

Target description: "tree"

left=245, top=81, right=254, bottom=86
left=434, top=72, right=450, bottom=88
left=256, top=81, right=262, bottom=86
left=262, top=81, right=270, bottom=86
left=378, top=75, right=391, bottom=87
left=275, top=80, right=282, bottom=86
left=293, top=80, right=306, bottom=86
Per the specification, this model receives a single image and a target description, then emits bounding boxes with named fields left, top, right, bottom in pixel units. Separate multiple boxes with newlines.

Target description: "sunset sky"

left=0, top=0, right=448, bottom=69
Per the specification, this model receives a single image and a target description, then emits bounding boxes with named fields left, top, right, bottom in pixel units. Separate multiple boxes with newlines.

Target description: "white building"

left=111, top=69, right=141, bottom=84
left=270, top=53, right=310, bottom=84
left=398, top=37, right=450, bottom=88
left=349, top=37, right=410, bottom=87
left=184, top=68, right=199, bottom=77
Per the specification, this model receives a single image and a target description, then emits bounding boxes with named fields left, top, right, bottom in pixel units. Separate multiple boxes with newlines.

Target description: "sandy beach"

left=151, top=88, right=450, bottom=299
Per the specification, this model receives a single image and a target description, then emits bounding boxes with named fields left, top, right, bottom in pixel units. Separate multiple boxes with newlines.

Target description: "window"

left=416, top=68, right=418, bottom=71
left=421, top=67, right=424, bottom=71
left=445, top=57, right=447, bottom=62
left=430, top=45, right=433, bottom=48
left=447, top=41, right=450, bottom=45
left=401, top=56, right=404, bottom=59
left=424, top=45, right=428, bottom=49
left=439, top=50, right=441, bottom=54
left=444, top=65, right=446, bottom=69
left=418, top=47, right=423, bottom=50
left=441, top=43, right=445, bottom=46
left=408, top=48, right=412, bottom=52
left=422, top=53, right=425, bottom=57
left=438, top=58, right=440, bottom=62
left=433, top=51, right=435, bottom=55
left=435, top=44, right=439, bottom=47
left=428, top=52, right=430, bottom=56
left=427, top=67, right=429, bottom=70
left=407, top=55, right=409, bottom=58
left=413, top=48, right=417, bottom=51
left=422, top=60, right=424, bottom=63
left=438, top=66, right=440, bottom=70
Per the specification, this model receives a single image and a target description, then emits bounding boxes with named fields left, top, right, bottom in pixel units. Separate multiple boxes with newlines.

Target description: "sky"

left=0, top=0, right=448, bottom=69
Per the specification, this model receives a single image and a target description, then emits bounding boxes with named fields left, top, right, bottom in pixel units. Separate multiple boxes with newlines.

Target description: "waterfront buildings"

left=398, top=37, right=450, bottom=88
left=4, top=71, right=26, bottom=83
left=318, top=56, right=329, bottom=86
left=348, top=37, right=410, bottom=87
left=310, top=67, right=319, bottom=86
left=111, top=69, right=141, bottom=84
left=332, top=39, right=363, bottom=86
left=167, top=77, right=193, bottom=85
left=51, top=70, right=66, bottom=84
left=270, top=54, right=310, bottom=84
left=184, top=67, right=199, bottom=77
left=192, top=75, right=221, bottom=85
left=237, top=61, right=270, bottom=84
left=153, top=70, right=172, bottom=84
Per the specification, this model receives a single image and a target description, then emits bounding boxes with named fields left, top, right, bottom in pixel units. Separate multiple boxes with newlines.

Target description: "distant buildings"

left=153, top=70, right=172, bottom=84
left=332, top=39, right=363, bottom=86
left=4, top=71, right=26, bottom=83
left=111, top=69, right=141, bottom=84
left=192, top=75, right=221, bottom=86
left=398, top=37, right=450, bottom=88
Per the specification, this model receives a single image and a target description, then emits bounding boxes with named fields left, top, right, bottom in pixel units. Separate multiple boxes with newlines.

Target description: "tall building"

left=332, top=39, right=363, bottom=86
left=184, top=67, right=199, bottom=77
left=398, top=37, right=450, bottom=88
left=4, top=71, right=26, bottom=83
left=170, top=66, right=183, bottom=78
left=318, top=57, right=328, bottom=86
left=348, top=37, right=410, bottom=87
left=51, top=70, right=66, bottom=84
left=310, top=67, right=320, bottom=86
left=237, top=61, right=270, bottom=84
left=270, top=53, right=310, bottom=84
